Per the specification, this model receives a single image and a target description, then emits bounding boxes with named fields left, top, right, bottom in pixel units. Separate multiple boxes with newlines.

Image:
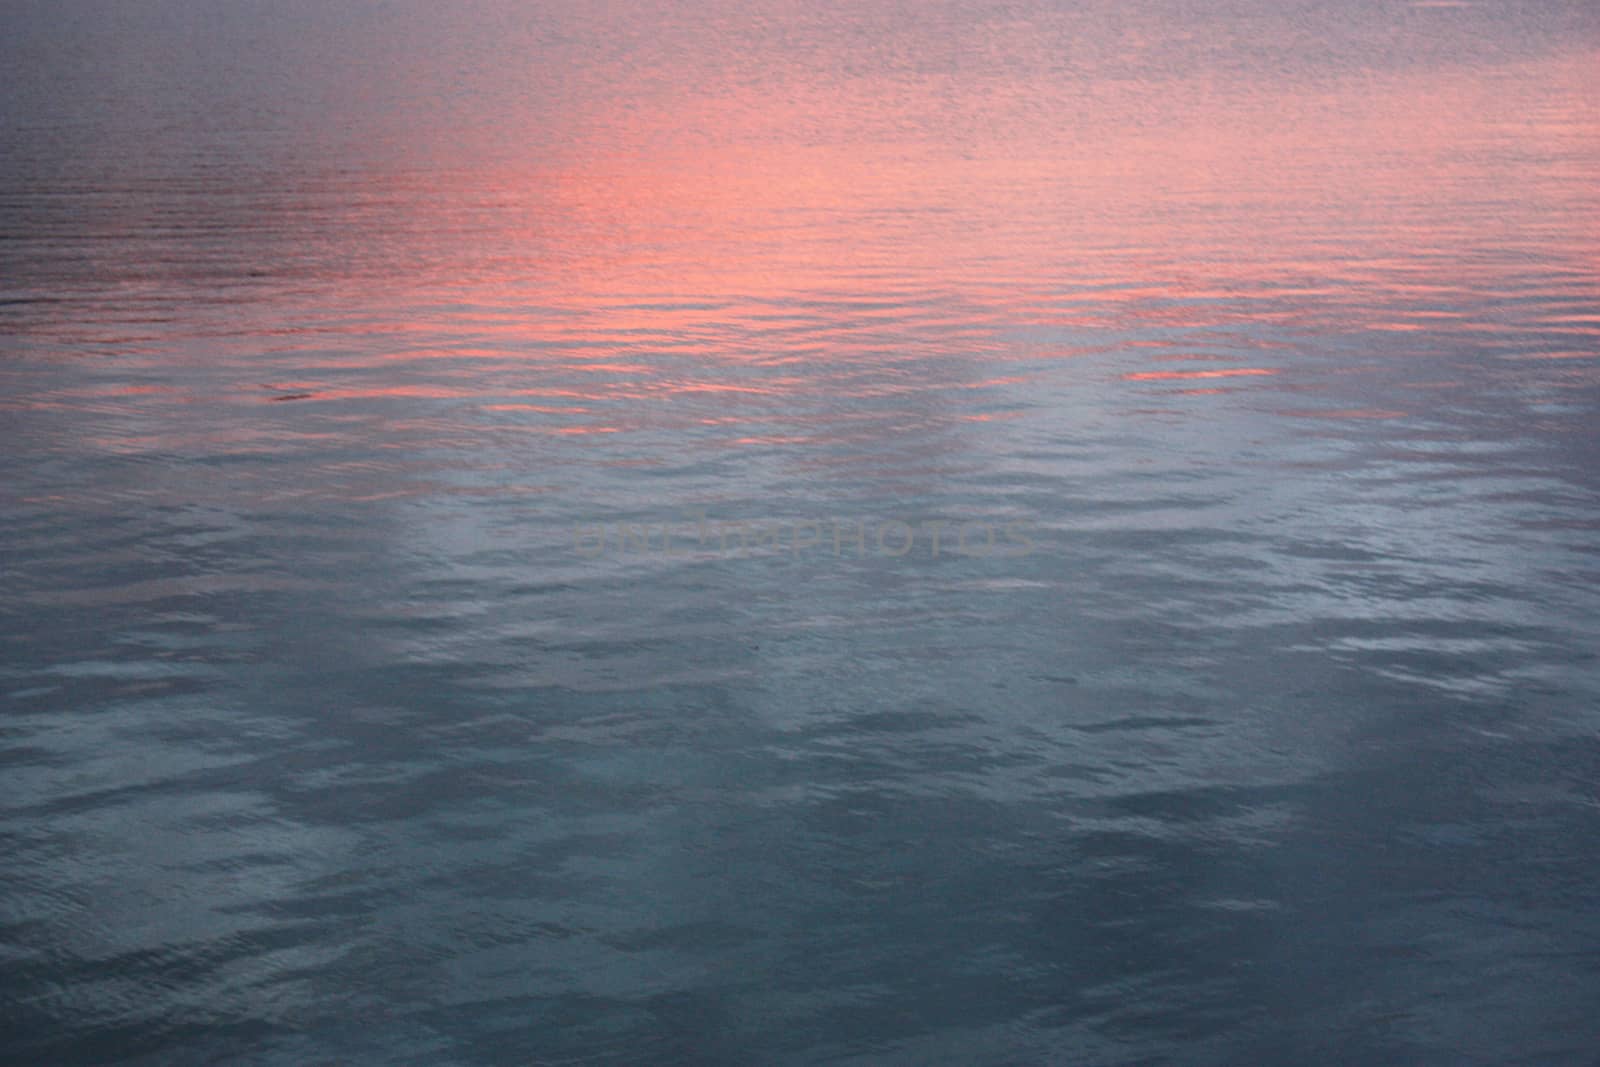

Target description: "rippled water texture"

left=4, top=2, right=1599, bottom=1063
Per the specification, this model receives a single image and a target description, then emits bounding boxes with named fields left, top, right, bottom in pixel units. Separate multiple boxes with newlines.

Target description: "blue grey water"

left=3, top=2, right=1599, bottom=1063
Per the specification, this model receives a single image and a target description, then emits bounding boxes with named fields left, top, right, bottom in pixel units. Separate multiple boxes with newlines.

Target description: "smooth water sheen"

left=3, top=2, right=1599, bottom=1063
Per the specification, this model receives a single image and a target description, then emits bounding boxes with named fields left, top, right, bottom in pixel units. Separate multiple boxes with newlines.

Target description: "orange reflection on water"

left=1123, top=369, right=1279, bottom=382
left=25, top=33, right=1593, bottom=459
left=334, top=44, right=1600, bottom=344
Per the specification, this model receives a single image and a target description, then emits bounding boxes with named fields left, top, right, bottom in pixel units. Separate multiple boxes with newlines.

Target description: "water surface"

left=3, top=2, right=1599, bottom=1063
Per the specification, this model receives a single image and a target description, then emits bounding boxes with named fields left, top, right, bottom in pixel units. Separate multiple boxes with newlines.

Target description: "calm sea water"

left=3, top=2, right=1599, bottom=1063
